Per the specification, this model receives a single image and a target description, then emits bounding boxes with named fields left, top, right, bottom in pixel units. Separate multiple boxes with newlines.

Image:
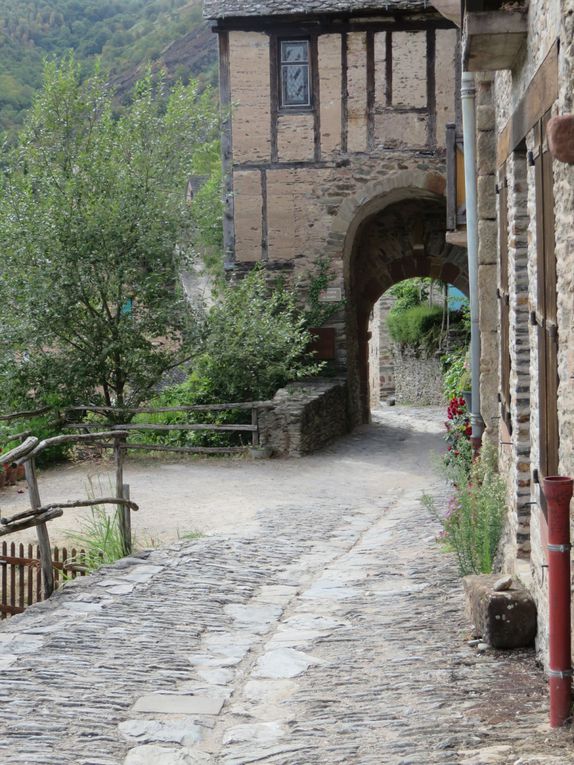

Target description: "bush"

left=424, top=398, right=506, bottom=576
left=125, top=268, right=324, bottom=450
left=197, top=267, right=323, bottom=403
left=0, top=413, right=68, bottom=467
left=387, top=304, right=444, bottom=353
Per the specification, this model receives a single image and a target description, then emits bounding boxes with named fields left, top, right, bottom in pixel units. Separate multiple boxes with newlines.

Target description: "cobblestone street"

left=0, top=408, right=572, bottom=764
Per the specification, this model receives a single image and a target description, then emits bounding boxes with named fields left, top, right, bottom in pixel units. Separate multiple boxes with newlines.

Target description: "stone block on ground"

left=463, top=574, right=536, bottom=649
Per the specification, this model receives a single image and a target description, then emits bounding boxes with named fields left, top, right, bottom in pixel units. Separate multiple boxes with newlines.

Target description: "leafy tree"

left=0, top=56, right=220, bottom=413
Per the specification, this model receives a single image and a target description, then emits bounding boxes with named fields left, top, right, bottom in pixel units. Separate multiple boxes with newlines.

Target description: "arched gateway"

left=326, top=171, right=468, bottom=424
left=205, top=0, right=464, bottom=429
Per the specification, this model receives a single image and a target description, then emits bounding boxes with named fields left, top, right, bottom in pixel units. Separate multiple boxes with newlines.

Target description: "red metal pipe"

left=543, top=475, right=574, bottom=727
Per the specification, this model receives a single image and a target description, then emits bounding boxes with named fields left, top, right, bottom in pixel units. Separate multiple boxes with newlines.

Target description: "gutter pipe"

left=461, top=70, right=485, bottom=451
left=544, top=476, right=574, bottom=727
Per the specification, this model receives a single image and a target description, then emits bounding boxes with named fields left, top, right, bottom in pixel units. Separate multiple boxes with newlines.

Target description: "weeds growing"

left=65, top=475, right=128, bottom=575
left=424, top=398, right=506, bottom=576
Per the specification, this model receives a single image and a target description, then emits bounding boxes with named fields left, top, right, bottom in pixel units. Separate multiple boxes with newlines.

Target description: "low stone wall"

left=393, top=347, right=445, bottom=406
left=259, top=379, right=349, bottom=457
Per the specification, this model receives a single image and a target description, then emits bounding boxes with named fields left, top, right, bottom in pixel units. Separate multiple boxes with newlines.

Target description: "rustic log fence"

left=0, top=399, right=273, bottom=615
left=0, top=430, right=137, bottom=603
left=61, top=401, right=273, bottom=454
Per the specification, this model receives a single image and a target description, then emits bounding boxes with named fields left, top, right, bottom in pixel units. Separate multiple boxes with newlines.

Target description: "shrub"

left=387, top=304, right=444, bottom=353
left=424, top=399, right=506, bottom=576
left=443, top=396, right=473, bottom=480
left=0, top=413, right=68, bottom=466
left=196, top=267, right=323, bottom=403
left=125, top=268, right=324, bottom=450
left=427, top=443, right=505, bottom=575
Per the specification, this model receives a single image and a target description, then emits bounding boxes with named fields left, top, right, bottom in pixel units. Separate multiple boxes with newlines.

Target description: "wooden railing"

left=61, top=401, right=274, bottom=454
left=0, top=399, right=274, bottom=609
left=0, top=431, right=138, bottom=600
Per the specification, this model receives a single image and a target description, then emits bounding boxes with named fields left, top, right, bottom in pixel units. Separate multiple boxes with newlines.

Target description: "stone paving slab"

left=0, top=417, right=573, bottom=764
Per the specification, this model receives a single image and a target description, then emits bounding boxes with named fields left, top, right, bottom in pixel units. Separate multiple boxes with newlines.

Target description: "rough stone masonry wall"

left=378, top=293, right=397, bottom=401
left=499, top=153, right=532, bottom=572
left=492, top=0, right=568, bottom=664
left=258, top=380, right=348, bottom=457
left=393, top=348, right=444, bottom=406
left=368, top=300, right=381, bottom=408
left=556, top=0, right=574, bottom=481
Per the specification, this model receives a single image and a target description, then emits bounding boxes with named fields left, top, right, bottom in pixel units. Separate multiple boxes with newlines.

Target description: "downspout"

left=461, top=70, right=485, bottom=451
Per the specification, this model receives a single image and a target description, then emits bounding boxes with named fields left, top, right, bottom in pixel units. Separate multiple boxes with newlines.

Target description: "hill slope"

left=0, top=0, right=217, bottom=134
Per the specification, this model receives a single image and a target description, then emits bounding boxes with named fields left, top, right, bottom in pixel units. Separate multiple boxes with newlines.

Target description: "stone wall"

left=368, top=300, right=381, bottom=409
left=258, top=380, right=349, bottom=457
left=489, top=0, right=574, bottom=665
left=475, top=74, right=499, bottom=447
left=393, top=348, right=445, bottom=406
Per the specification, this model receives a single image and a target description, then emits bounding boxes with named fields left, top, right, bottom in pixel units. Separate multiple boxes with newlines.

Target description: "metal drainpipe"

left=543, top=476, right=574, bottom=727
left=461, top=70, right=485, bottom=452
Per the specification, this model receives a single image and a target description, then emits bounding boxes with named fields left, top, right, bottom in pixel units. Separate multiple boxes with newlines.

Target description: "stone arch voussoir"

left=326, top=169, right=447, bottom=265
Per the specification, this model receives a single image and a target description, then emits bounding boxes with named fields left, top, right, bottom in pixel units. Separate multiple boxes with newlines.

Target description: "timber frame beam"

left=497, top=40, right=559, bottom=166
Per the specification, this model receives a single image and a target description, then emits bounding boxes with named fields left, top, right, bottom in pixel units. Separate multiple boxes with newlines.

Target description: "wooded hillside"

left=0, top=0, right=217, bottom=133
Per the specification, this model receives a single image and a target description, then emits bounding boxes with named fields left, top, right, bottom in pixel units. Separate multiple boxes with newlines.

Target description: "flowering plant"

left=442, top=396, right=472, bottom=480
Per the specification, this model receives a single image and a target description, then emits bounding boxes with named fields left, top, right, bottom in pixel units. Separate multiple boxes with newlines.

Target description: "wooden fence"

left=0, top=399, right=274, bottom=615
left=61, top=401, right=273, bottom=455
left=0, top=541, right=86, bottom=618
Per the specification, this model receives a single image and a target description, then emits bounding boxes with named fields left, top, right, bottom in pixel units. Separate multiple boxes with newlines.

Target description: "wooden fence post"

left=24, top=458, right=54, bottom=599
left=251, top=407, right=259, bottom=448
left=114, top=435, right=131, bottom=556
left=122, top=483, right=132, bottom=556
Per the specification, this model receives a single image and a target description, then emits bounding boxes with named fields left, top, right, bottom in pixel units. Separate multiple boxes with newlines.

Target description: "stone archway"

left=340, top=183, right=468, bottom=426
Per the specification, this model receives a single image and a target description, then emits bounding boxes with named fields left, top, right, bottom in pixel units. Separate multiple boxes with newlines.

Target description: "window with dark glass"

left=280, top=40, right=311, bottom=108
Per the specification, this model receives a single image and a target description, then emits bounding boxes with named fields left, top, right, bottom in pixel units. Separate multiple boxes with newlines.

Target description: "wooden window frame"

left=277, top=37, right=313, bottom=113
left=533, top=111, right=559, bottom=486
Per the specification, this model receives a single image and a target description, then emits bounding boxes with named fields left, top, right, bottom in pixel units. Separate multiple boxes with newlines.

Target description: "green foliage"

left=302, top=259, right=345, bottom=329
left=129, top=374, right=252, bottom=449
left=424, top=443, right=506, bottom=576
left=197, top=267, right=323, bottom=404
left=0, top=415, right=68, bottom=467
left=65, top=476, right=129, bottom=573
left=388, top=277, right=431, bottom=312
left=442, top=347, right=471, bottom=400
left=0, top=0, right=216, bottom=135
left=0, top=57, right=220, bottom=412
left=387, top=304, right=445, bottom=353
left=190, top=162, right=224, bottom=281
left=123, top=268, right=324, bottom=450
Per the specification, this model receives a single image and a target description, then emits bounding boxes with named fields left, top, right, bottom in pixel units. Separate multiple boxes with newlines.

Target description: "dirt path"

left=0, top=405, right=445, bottom=547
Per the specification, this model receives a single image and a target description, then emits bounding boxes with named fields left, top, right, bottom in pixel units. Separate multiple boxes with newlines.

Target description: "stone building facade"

left=204, top=0, right=467, bottom=425
left=463, top=0, right=574, bottom=660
